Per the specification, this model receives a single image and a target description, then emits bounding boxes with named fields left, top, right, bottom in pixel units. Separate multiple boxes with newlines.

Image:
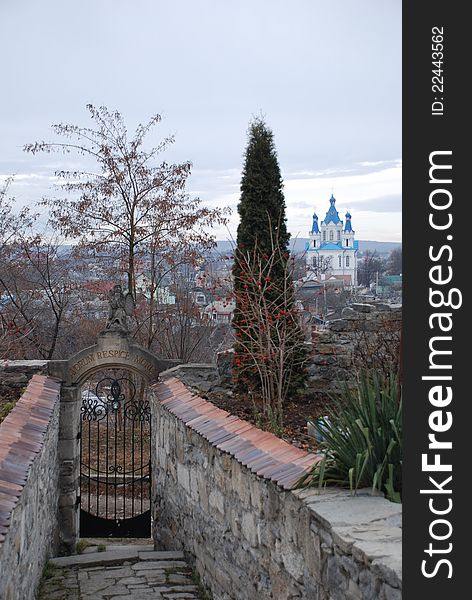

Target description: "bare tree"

left=348, top=313, right=401, bottom=379
left=357, top=250, right=384, bottom=287
left=0, top=234, right=77, bottom=360
left=385, top=247, right=402, bottom=275
left=232, top=233, right=308, bottom=427
left=133, top=264, right=230, bottom=363
left=24, top=105, right=229, bottom=298
left=310, top=254, right=332, bottom=278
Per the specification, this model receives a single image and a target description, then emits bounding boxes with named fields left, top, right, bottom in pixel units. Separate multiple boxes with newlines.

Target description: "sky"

left=0, top=0, right=401, bottom=242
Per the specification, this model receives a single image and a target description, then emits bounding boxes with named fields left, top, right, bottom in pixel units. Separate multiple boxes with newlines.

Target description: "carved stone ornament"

left=106, top=284, right=135, bottom=332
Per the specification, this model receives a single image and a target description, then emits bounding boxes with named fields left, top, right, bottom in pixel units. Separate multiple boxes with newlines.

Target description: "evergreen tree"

left=232, top=118, right=307, bottom=408
left=234, top=118, right=290, bottom=262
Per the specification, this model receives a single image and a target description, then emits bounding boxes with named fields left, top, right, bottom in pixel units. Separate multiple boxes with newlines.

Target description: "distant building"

left=204, top=299, right=235, bottom=323
left=135, top=275, right=176, bottom=305
left=305, top=194, right=358, bottom=286
left=192, top=290, right=208, bottom=306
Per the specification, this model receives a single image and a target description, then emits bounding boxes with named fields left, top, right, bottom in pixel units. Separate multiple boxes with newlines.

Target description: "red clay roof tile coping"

left=152, top=377, right=320, bottom=490
left=0, top=374, right=60, bottom=546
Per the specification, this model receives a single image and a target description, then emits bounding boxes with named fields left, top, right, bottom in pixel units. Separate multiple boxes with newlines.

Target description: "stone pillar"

left=58, top=385, right=80, bottom=554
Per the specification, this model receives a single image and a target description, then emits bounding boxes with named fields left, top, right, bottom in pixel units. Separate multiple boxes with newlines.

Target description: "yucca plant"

left=299, top=371, right=402, bottom=502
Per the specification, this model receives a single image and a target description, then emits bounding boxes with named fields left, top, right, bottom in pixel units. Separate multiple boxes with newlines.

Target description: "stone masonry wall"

left=151, top=374, right=402, bottom=600
left=308, top=303, right=402, bottom=394
left=0, top=360, right=49, bottom=404
left=215, top=304, right=402, bottom=396
left=0, top=375, right=61, bottom=600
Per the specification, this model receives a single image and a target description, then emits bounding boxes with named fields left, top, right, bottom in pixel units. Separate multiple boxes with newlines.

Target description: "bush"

left=76, top=540, right=91, bottom=554
left=300, top=371, right=402, bottom=502
left=0, top=401, right=16, bottom=424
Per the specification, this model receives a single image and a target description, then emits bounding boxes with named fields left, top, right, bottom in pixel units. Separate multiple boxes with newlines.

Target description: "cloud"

left=353, top=194, right=401, bottom=213
left=3, top=159, right=402, bottom=243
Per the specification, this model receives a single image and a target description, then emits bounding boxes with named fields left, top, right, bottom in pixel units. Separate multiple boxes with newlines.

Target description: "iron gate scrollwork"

left=80, top=372, right=151, bottom=537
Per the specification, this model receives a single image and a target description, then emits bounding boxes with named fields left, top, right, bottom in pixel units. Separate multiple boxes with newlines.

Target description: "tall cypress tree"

left=235, top=118, right=290, bottom=259
left=232, top=118, right=307, bottom=402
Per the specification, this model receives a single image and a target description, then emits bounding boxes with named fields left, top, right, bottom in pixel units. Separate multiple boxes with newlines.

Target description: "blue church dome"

left=344, top=211, right=354, bottom=233
left=323, top=194, right=341, bottom=225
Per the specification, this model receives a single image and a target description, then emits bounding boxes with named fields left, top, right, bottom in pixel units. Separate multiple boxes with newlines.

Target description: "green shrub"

left=0, top=401, right=16, bottom=424
left=76, top=540, right=91, bottom=554
left=300, top=371, right=402, bottom=502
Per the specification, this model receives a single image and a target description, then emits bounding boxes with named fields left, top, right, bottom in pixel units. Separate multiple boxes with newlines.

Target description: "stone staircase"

left=38, top=542, right=205, bottom=600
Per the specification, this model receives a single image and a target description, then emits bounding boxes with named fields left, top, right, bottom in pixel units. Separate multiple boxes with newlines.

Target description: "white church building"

left=305, top=194, right=358, bottom=286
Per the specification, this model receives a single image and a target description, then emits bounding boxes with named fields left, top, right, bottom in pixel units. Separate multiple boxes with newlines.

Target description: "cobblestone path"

left=38, top=544, right=204, bottom=600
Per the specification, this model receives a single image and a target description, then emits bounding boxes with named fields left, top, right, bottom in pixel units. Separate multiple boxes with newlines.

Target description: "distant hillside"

left=356, top=240, right=402, bottom=254
left=214, top=239, right=401, bottom=255
left=54, top=239, right=401, bottom=259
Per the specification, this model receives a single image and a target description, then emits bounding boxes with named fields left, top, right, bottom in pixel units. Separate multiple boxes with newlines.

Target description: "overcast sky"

left=1, top=0, right=401, bottom=242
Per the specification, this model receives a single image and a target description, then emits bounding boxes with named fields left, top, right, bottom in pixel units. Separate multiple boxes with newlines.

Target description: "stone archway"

left=50, top=330, right=178, bottom=553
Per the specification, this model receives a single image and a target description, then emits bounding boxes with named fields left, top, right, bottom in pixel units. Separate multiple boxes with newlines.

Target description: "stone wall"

left=0, top=375, right=61, bottom=600
left=308, top=303, right=402, bottom=394
left=215, top=304, right=402, bottom=396
left=151, top=375, right=402, bottom=600
left=0, top=360, right=49, bottom=404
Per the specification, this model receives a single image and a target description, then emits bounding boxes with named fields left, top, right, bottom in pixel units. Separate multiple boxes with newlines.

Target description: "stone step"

left=42, top=548, right=202, bottom=600
left=50, top=548, right=186, bottom=568
left=82, top=543, right=154, bottom=553
left=50, top=548, right=140, bottom=567
left=139, top=550, right=185, bottom=560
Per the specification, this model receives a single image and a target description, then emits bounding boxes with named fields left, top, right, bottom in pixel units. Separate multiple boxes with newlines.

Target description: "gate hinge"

left=77, top=431, right=81, bottom=440
left=76, top=495, right=81, bottom=507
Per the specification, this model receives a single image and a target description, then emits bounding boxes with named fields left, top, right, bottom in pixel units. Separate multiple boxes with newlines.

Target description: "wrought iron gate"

left=79, top=371, right=151, bottom=537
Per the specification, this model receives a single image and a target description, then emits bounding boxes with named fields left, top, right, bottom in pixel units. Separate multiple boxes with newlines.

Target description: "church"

left=305, top=194, right=358, bottom=286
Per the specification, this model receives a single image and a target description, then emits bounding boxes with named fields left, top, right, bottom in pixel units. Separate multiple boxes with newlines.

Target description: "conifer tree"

left=232, top=118, right=307, bottom=413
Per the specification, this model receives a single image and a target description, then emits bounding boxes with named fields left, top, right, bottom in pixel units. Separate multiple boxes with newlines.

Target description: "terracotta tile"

left=271, top=464, right=303, bottom=483
left=216, top=425, right=254, bottom=451
left=0, top=469, right=28, bottom=486
left=274, top=447, right=308, bottom=462
left=155, top=389, right=174, bottom=401
left=0, top=496, right=16, bottom=511
left=219, top=416, right=245, bottom=429
left=253, top=438, right=287, bottom=454
left=277, top=468, right=307, bottom=489
left=216, top=435, right=249, bottom=454
left=226, top=433, right=261, bottom=451
left=194, top=405, right=226, bottom=427
left=251, top=456, right=283, bottom=474
left=190, top=406, right=224, bottom=422
left=247, top=445, right=289, bottom=465
left=255, top=452, right=304, bottom=476
left=0, top=480, right=22, bottom=494
left=162, top=398, right=185, bottom=412
left=240, top=429, right=273, bottom=444
left=174, top=390, right=195, bottom=403
left=172, top=407, right=200, bottom=422
left=196, top=409, right=228, bottom=429
left=238, top=447, right=267, bottom=465
left=198, top=419, right=223, bottom=441
left=207, top=430, right=236, bottom=445
left=230, top=441, right=255, bottom=459
left=192, top=418, right=220, bottom=434
left=181, top=397, right=208, bottom=409
left=184, top=414, right=213, bottom=429
left=183, top=412, right=206, bottom=425
left=292, top=454, right=320, bottom=468
left=195, top=422, right=221, bottom=438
